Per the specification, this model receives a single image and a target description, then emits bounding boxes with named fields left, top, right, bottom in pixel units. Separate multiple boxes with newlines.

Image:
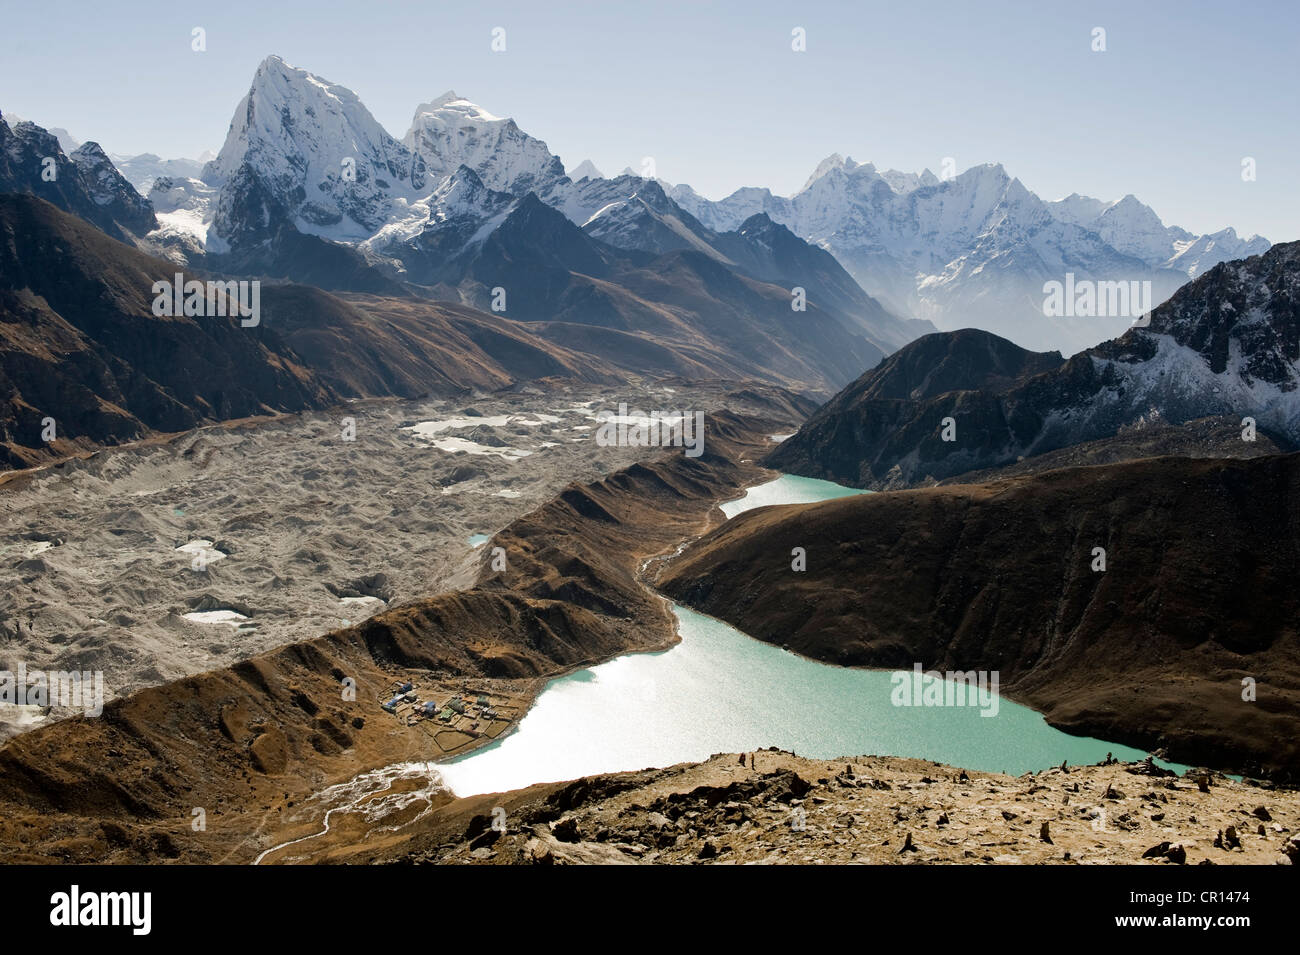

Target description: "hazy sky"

left=4, top=0, right=1296, bottom=240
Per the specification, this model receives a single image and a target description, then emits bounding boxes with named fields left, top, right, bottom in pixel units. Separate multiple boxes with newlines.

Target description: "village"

left=378, top=679, right=517, bottom=756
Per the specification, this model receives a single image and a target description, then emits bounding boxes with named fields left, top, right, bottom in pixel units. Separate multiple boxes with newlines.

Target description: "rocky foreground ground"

left=390, top=751, right=1300, bottom=866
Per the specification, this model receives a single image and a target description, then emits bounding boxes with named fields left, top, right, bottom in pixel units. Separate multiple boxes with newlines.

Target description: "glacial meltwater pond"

left=719, top=473, right=867, bottom=517
left=435, top=474, right=1183, bottom=796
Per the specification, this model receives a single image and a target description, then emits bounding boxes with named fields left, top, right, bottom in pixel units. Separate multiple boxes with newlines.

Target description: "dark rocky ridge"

left=936, top=414, right=1287, bottom=485
left=428, top=193, right=887, bottom=393
left=764, top=328, right=1065, bottom=486
left=0, top=112, right=156, bottom=240
left=768, top=243, right=1300, bottom=487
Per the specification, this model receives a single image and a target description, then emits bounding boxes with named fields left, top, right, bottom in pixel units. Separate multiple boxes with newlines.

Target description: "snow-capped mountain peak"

left=802, top=153, right=853, bottom=190
left=568, top=159, right=604, bottom=181
left=403, top=91, right=565, bottom=197
left=1048, top=191, right=1111, bottom=225
left=103, top=53, right=1271, bottom=362
left=204, top=55, right=425, bottom=242
left=1048, top=189, right=1269, bottom=280
left=878, top=167, right=939, bottom=194
left=410, top=91, right=503, bottom=125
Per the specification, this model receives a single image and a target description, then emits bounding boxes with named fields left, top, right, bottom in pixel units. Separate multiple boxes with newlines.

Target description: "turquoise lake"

left=436, top=474, right=1182, bottom=796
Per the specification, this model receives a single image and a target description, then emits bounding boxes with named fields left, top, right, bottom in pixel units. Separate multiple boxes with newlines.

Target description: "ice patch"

left=424, top=437, right=533, bottom=460
left=175, top=540, right=227, bottom=563
left=183, top=610, right=249, bottom=626
left=404, top=414, right=561, bottom=439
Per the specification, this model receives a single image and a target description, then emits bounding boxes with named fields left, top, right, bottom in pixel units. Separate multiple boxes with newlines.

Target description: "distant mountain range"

left=672, top=157, right=1269, bottom=353
left=0, top=54, right=1286, bottom=466
left=1, top=71, right=914, bottom=402
left=194, top=58, right=1271, bottom=353
left=21, top=54, right=1261, bottom=358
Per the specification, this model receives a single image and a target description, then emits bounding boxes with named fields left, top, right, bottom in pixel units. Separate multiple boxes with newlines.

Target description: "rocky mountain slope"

left=659, top=452, right=1300, bottom=778
left=0, top=195, right=332, bottom=468
left=0, top=194, right=769, bottom=468
left=0, top=111, right=156, bottom=241
left=427, top=193, right=887, bottom=391
left=0, top=187, right=864, bottom=471
left=768, top=242, right=1300, bottom=487
left=258, top=286, right=623, bottom=397
left=934, top=415, right=1288, bottom=486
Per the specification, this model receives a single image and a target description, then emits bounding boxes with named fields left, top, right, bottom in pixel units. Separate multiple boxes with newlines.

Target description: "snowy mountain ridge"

left=766, top=240, right=1300, bottom=488
left=98, top=53, right=1272, bottom=355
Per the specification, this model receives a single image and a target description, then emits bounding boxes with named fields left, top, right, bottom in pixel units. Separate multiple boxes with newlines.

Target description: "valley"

left=1, top=20, right=1295, bottom=882
left=2, top=390, right=1295, bottom=865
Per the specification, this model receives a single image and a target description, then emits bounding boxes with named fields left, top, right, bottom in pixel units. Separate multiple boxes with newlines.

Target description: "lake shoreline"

left=433, top=473, right=1186, bottom=799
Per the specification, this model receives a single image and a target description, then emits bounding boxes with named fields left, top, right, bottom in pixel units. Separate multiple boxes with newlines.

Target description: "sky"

left=2, top=0, right=1296, bottom=240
